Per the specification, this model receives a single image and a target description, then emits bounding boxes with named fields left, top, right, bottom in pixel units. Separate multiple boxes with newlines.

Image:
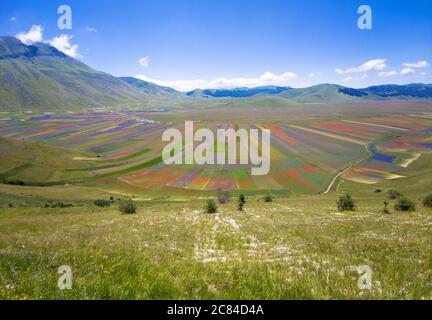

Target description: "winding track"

left=321, top=143, right=373, bottom=195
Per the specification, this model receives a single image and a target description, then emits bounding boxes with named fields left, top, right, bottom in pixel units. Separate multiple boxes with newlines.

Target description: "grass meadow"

left=0, top=189, right=431, bottom=300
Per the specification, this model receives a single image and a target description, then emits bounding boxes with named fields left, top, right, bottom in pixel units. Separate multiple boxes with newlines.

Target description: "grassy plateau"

left=0, top=103, right=431, bottom=300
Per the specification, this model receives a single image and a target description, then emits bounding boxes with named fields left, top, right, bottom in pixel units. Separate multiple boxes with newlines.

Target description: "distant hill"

left=187, top=83, right=432, bottom=103
left=119, top=77, right=184, bottom=99
left=0, top=36, right=149, bottom=111
left=1, top=36, right=431, bottom=112
left=277, top=84, right=359, bottom=103
left=186, top=86, right=291, bottom=98
left=339, top=83, right=432, bottom=98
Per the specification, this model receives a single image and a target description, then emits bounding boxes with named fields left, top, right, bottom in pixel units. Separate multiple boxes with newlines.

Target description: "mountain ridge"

left=0, top=36, right=431, bottom=112
left=0, top=37, right=152, bottom=111
left=119, top=76, right=183, bottom=99
left=184, top=82, right=432, bottom=101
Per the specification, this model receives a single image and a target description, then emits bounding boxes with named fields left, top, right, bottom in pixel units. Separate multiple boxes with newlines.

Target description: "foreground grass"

left=0, top=195, right=431, bottom=300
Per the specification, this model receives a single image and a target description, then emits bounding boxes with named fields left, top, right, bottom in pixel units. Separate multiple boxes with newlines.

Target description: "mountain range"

left=0, top=36, right=431, bottom=112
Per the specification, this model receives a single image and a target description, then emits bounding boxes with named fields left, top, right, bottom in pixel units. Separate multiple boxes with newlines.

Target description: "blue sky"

left=1, top=0, right=431, bottom=90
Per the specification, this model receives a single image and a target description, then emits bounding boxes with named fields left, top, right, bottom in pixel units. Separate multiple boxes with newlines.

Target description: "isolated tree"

left=204, top=199, right=218, bottom=214
left=238, top=194, right=246, bottom=211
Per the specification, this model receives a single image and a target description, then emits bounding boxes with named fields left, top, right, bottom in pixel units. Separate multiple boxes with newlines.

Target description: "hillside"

left=187, top=83, right=432, bottom=103
left=339, top=83, right=432, bottom=98
left=119, top=77, right=184, bottom=99
left=0, top=37, right=149, bottom=111
left=277, top=84, right=358, bottom=103
left=1, top=36, right=431, bottom=112
left=186, top=86, right=291, bottom=98
left=0, top=137, right=90, bottom=185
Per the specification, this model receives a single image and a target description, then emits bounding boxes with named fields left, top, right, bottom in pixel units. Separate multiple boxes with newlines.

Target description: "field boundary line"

left=343, top=120, right=409, bottom=131
left=321, top=143, right=372, bottom=195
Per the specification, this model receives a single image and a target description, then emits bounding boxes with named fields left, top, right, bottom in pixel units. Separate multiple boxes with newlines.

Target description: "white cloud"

left=420, top=72, right=428, bottom=76
left=308, top=72, right=322, bottom=78
left=16, top=25, right=43, bottom=45
left=343, top=74, right=368, bottom=82
left=139, top=56, right=150, bottom=67
left=378, top=71, right=397, bottom=77
left=16, top=25, right=80, bottom=58
left=85, top=26, right=97, bottom=32
left=400, top=68, right=415, bottom=75
left=135, top=71, right=297, bottom=92
left=402, top=61, right=429, bottom=68
left=47, top=34, right=80, bottom=58
left=336, top=59, right=387, bottom=74
left=10, top=17, right=16, bottom=22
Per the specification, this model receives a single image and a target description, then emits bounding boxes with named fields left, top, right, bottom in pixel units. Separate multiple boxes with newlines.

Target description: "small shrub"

left=119, top=200, right=136, bottom=214
left=337, top=194, right=356, bottom=211
left=204, top=199, right=218, bottom=214
left=375, top=189, right=382, bottom=193
left=44, top=201, right=73, bottom=208
left=263, top=192, right=273, bottom=203
left=387, top=189, right=402, bottom=200
left=383, top=201, right=390, bottom=214
left=422, top=194, right=432, bottom=208
left=394, top=198, right=416, bottom=212
left=217, top=189, right=231, bottom=204
left=94, top=199, right=111, bottom=207
left=238, top=194, right=246, bottom=211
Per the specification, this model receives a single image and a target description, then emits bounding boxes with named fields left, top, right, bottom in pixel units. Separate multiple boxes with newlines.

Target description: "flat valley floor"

left=0, top=101, right=431, bottom=299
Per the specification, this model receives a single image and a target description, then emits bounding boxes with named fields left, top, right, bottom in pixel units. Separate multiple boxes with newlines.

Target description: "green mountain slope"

left=186, top=86, right=291, bottom=98
left=277, top=84, right=362, bottom=103
left=119, top=77, right=184, bottom=99
left=339, top=83, right=432, bottom=98
left=0, top=137, right=90, bottom=185
left=0, top=37, right=149, bottom=111
left=1, top=36, right=431, bottom=112
left=186, top=83, right=432, bottom=103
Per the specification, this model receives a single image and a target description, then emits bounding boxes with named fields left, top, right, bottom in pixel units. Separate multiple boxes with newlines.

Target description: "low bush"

left=119, top=200, right=136, bottom=214
left=394, top=198, right=416, bottom=212
left=422, top=194, right=432, bottom=208
left=217, top=189, right=231, bottom=204
left=383, top=201, right=390, bottom=214
left=387, top=189, right=402, bottom=200
left=204, top=199, right=218, bottom=214
left=337, top=194, right=356, bottom=211
left=44, top=201, right=74, bottom=208
left=94, top=199, right=111, bottom=207
left=263, top=192, right=273, bottom=203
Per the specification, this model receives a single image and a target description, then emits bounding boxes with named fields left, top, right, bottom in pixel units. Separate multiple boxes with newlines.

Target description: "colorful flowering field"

left=1, top=112, right=430, bottom=195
